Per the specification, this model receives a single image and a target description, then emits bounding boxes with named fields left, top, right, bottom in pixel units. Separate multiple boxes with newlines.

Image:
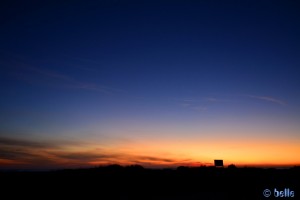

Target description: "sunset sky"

left=1, top=1, right=300, bottom=169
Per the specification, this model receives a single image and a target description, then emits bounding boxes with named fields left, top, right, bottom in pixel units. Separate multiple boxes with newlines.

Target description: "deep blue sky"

left=0, top=1, right=300, bottom=168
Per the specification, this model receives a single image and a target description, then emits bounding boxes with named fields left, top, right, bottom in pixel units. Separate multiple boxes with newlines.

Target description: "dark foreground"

left=1, top=165, right=300, bottom=200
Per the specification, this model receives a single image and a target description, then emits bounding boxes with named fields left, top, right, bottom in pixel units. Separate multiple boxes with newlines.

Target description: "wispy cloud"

left=179, top=98, right=211, bottom=112
left=181, top=97, right=228, bottom=103
left=203, top=97, right=232, bottom=103
left=180, top=102, right=207, bottom=112
left=25, top=66, right=72, bottom=81
left=246, top=95, right=286, bottom=106
left=27, top=66, right=123, bottom=94
left=52, top=151, right=117, bottom=161
left=0, top=136, right=84, bottom=149
left=0, top=136, right=204, bottom=169
left=0, top=136, right=116, bottom=168
left=181, top=103, right=191, bottom=107
left=182, top=98, right=197, bottom=102
left=0, top=136, right=52, bottom=148
left=203, top=97, right=218, bottom=102
left=137, top=156, right=175, bottom=163
left=191, top=106, right=207, bottom=111
left=6, top=60, right=123, bottom=94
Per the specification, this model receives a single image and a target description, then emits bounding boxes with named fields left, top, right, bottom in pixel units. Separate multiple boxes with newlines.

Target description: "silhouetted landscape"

left=1, top=1, right=300, bottom=199
left=1, top=165, right=299, bottom=200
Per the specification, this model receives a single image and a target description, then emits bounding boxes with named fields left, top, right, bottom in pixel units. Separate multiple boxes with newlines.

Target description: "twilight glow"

left=0, top=1, right=300, bottom=169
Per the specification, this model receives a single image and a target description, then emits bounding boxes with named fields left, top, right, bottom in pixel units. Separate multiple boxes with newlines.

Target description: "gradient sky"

left=1, top=1, right=300, bottom=169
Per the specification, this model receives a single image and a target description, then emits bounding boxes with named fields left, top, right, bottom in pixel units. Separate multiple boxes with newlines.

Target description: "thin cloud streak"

left=192, top=106, right=207, bottom=111
left=0, top=136, right=203, bottom=169
left=25, top=66, right=122, bottom=94
left=180, top=103, right=207, bottom=112
left=0, top=137, right=51, bottom=148
left=204, top=97, right=218, bottom=102
left=0, top=136, right=85, bottom=149
left=6, top=60, right=123, bottom=94
left=179, top=98, right=211, bottom=112
left=246, top=95, right=287, bottom=106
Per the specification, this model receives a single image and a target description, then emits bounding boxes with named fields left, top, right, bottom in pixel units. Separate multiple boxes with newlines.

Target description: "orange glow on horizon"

left=1, top=134, right=300, bottom=169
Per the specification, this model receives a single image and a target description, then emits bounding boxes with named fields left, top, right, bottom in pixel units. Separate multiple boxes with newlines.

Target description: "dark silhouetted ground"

left=1, top=165, right=299, bottom=200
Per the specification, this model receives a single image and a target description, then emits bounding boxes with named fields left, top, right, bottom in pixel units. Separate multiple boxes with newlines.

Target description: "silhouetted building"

left=214, top=160, right=223, bottom=167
